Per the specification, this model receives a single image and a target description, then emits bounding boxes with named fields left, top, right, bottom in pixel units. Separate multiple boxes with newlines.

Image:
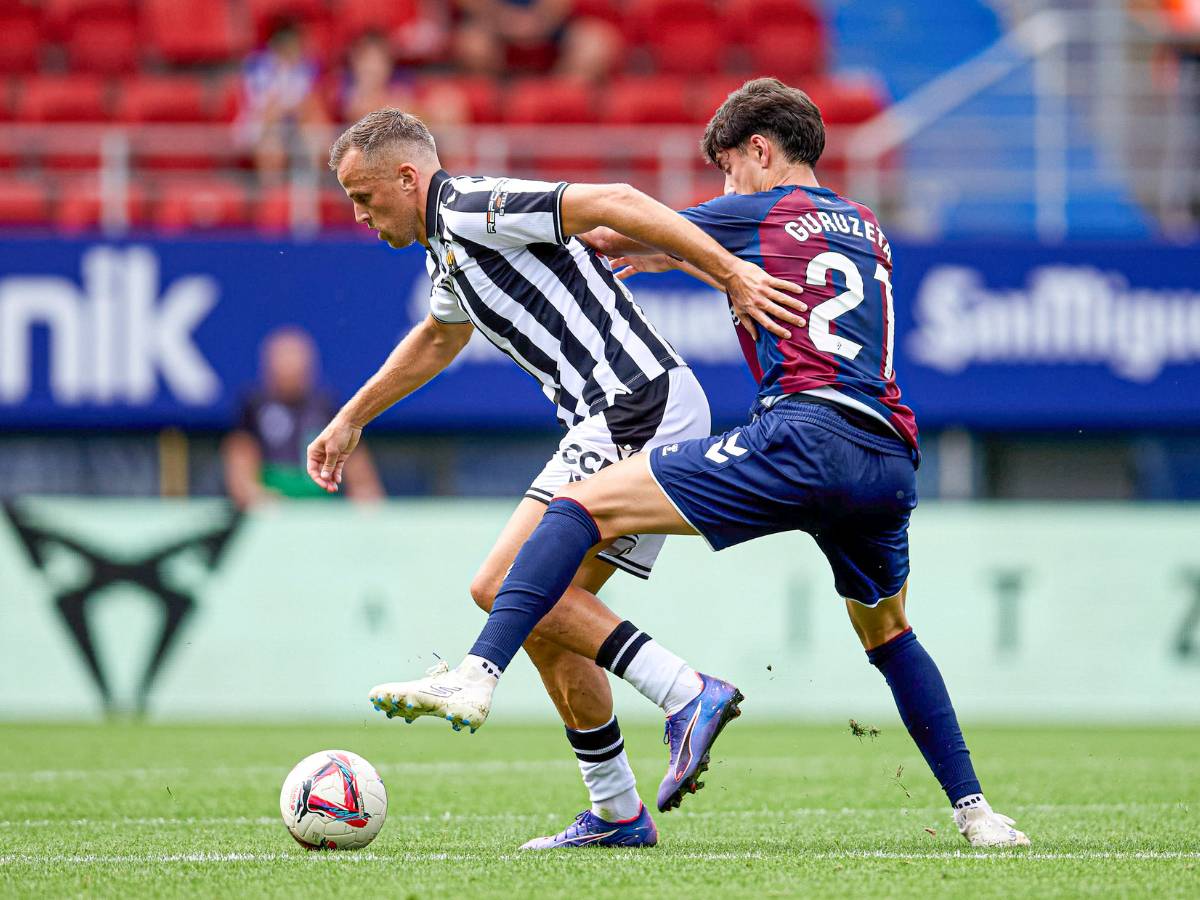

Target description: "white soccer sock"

left=459, top=654, right=502, bottom=684
left=596, top=623, right=702, bottom=716
left=565, top=717, right=643, bottom=822
left=953, top=793, right=988, bottom=811
left=624, top=643, right=702, bottom=716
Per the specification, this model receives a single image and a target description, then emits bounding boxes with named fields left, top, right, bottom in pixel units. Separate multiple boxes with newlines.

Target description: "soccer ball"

left=279, top=749, right=387, bottom=850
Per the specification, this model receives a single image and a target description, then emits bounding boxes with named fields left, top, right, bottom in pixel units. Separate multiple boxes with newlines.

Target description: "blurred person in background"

left=453, top=0, right=621, bottom=81
left=338, top=31, right=467, bottom=127
left=236, top=18, right=330, bottom=183
left=223, top=327, right=383, bottom=508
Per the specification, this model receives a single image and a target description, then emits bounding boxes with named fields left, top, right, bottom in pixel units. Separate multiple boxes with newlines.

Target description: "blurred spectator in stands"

left=236, top=19, right=329, bottom=183
left=223, top=327, right=384, bottom=508
left=454, top=0, right=621, bottom=81
left=338, top=31, right=467, bottom=126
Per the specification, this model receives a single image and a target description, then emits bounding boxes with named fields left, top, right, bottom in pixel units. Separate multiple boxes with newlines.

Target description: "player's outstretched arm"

left=576, top=226, right=655, bottom=258
left=560, top=183, right=806, bottom=339
left=306, top=315, right=473, bottom=492
left=608, top=253, right=723, bottom=291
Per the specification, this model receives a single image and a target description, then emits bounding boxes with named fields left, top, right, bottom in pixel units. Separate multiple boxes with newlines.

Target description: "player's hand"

left=306, top=417, right=363, bottom=493
left=609, top=254, right=677, bottom=280
left=724, top=260, right=806, bottom=341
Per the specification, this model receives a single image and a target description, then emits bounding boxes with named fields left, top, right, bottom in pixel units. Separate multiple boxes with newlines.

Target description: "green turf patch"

left=1, top=722, right=1197, bottom=898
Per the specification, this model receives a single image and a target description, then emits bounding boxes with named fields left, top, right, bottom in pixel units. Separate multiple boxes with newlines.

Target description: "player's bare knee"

left=553, top=482, right=618, bottom=541
left=847, top=592, right=909, bottom=650
left=469, top=573, right=499, bottom=612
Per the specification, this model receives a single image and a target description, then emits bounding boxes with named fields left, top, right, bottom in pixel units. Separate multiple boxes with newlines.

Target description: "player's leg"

left=818, top=446, right=1030, bottom=848
left=468, top=507, right=649, bottom=832
left=466, top=437, right=763, bottom=811
left=468, top=499, right=619, bottom=731
left=846, top=587, right=1029, bottom=846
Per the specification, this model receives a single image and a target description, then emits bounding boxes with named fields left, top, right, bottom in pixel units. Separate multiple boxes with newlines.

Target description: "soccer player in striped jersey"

left=306, top=109, right=806, bottom=850
left=380, top=81, right=1031, bottom=848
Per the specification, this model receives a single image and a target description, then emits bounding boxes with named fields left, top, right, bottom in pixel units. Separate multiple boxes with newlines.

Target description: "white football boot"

left=369, top=660, right=495, bottom=733
left=954, top=800, right=1031, bottom=847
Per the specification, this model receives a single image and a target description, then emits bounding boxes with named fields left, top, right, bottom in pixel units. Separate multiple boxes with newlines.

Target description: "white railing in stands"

left=6, top=4, right=1197, bottom=240
left=847, top=3, right=1200, bottom=240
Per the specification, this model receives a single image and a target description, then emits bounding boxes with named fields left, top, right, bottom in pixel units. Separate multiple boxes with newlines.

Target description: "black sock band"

left=565, top=716, right=625, bottom=763
left=595, top=621, right=651, bottom=676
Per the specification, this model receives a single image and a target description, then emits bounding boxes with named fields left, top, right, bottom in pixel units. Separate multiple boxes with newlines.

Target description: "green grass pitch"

left=2, top=721, right=1198, bottom=898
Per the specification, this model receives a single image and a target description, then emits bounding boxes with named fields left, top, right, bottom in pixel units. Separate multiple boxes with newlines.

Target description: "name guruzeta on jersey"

left=783, top=211, right=892, bottom=262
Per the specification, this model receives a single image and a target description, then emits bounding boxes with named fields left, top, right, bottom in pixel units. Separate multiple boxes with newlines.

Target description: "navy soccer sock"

left=469, top=498, right=600, bottom=670
left=867, top=628, right=982, bottom=805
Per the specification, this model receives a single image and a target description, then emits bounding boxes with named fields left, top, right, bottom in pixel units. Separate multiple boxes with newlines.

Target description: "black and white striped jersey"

left=423, top=169, right=686, bottom=427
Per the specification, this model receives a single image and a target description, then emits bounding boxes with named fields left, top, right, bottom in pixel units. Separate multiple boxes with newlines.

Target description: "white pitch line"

left=2, top=850, right=1199, bottom=866
left=0, top=802, right=1190, bottom=829
left=13, top=759, right=578, bottom=783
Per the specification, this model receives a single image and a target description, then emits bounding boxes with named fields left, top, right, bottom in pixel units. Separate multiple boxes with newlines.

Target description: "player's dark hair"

left=701, top=77, right=825, bottom=169
left=329, top=107, right=438, bottom=171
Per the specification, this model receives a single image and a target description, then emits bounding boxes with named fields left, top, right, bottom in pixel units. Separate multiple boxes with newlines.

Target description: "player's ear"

left=396, top=162, right=419, bottom=192
left=749, top=134, right=771, bottom=168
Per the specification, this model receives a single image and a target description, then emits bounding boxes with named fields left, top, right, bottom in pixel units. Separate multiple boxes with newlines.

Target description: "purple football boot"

left=519, top=806, right=658, bottom=850
left=657, top=674, right=744, bottom=812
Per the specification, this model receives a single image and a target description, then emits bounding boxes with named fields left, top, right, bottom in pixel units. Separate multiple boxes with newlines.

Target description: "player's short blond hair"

left=329, top=108, right=437, bottom=171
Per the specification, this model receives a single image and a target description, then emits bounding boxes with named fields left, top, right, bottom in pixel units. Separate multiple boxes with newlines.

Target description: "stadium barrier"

left=2, top=498, right=1197, bottom=722
left=0, top=237, right=1197, bottom=430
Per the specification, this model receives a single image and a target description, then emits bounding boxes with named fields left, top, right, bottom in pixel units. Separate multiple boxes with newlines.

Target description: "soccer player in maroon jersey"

left=373, top=79, right=1030, bottom=848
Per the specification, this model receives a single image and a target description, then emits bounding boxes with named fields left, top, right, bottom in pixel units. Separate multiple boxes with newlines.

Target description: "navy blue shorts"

left=648, top=400, right=918, bottom=606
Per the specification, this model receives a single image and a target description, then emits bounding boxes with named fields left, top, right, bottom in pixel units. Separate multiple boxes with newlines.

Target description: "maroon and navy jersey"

left=680, top=185, right=918, bottom=451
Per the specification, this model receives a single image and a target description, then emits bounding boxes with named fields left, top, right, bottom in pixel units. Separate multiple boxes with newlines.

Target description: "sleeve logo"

left=486, top=182, right=509, bottom=233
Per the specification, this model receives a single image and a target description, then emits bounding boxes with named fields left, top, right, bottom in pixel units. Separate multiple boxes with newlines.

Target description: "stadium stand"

left=0, top=0, right=1176, bottom=236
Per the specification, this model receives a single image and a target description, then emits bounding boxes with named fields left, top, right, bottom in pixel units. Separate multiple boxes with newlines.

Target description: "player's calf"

left=862, top=619, right=1031, bottom=845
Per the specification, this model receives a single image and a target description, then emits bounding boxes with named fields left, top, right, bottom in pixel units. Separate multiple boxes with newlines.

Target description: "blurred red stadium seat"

left=17, top=75, right=111, bottom=122
left=154, top=177, right=250, bottom=232
left=723, top=0, right=822, bottom=42
left=628, top=0, right=717, bottom=43
left=65, top=14, right=140, bottom=74
left=571, top=0, right=627, bottom=27
left=505, top=78, right=597, bottom=124
left=256, top=184, right=297, bottom=233
left=416, top=76, right=501, bottom=124
left=115, top=76, right=210, bottom=123
left=115, top=76, right=219, bottom=171
left=692, top=74, right=753, bottom=122
left=302, top=17, right=338, bottom=69
left=55, top=177, right=148, bottom=233
left=212, top=75, right=245, bottom=124
left=257, top=185, right=358, bottom=234
left=141, top=0, right=247, bottom=65
left=504, top=80, right=602, bottom=179
left=17, top=76, right=110, bottom=169
left=0, top=9, right=42, bottom=73
left=248, top=0, right=329, bottom=43
left=0, top=178, right=50, bottom=227
left=43, top=0, right=134, bottom=38
left=331, top=0, right=419, bottom=45
left=744, top=23, right=825, bottom=81
left=809, top=78, right=886, bottom=125
left=601, top=76, right=691, bottom=124
left=645, top=22, right=724, bottom=75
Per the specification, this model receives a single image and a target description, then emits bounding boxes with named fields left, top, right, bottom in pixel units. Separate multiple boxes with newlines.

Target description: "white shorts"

left=525, top=367, right=711, bottom=579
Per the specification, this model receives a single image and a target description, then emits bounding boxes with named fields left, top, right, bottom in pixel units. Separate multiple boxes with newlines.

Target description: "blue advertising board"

left=0, top=237, right=1197, bottom=432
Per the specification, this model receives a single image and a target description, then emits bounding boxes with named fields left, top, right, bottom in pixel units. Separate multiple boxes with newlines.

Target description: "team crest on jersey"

left=487, top=182, right=509, bottom=233
left=294, top=753, right=371, bottom=828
